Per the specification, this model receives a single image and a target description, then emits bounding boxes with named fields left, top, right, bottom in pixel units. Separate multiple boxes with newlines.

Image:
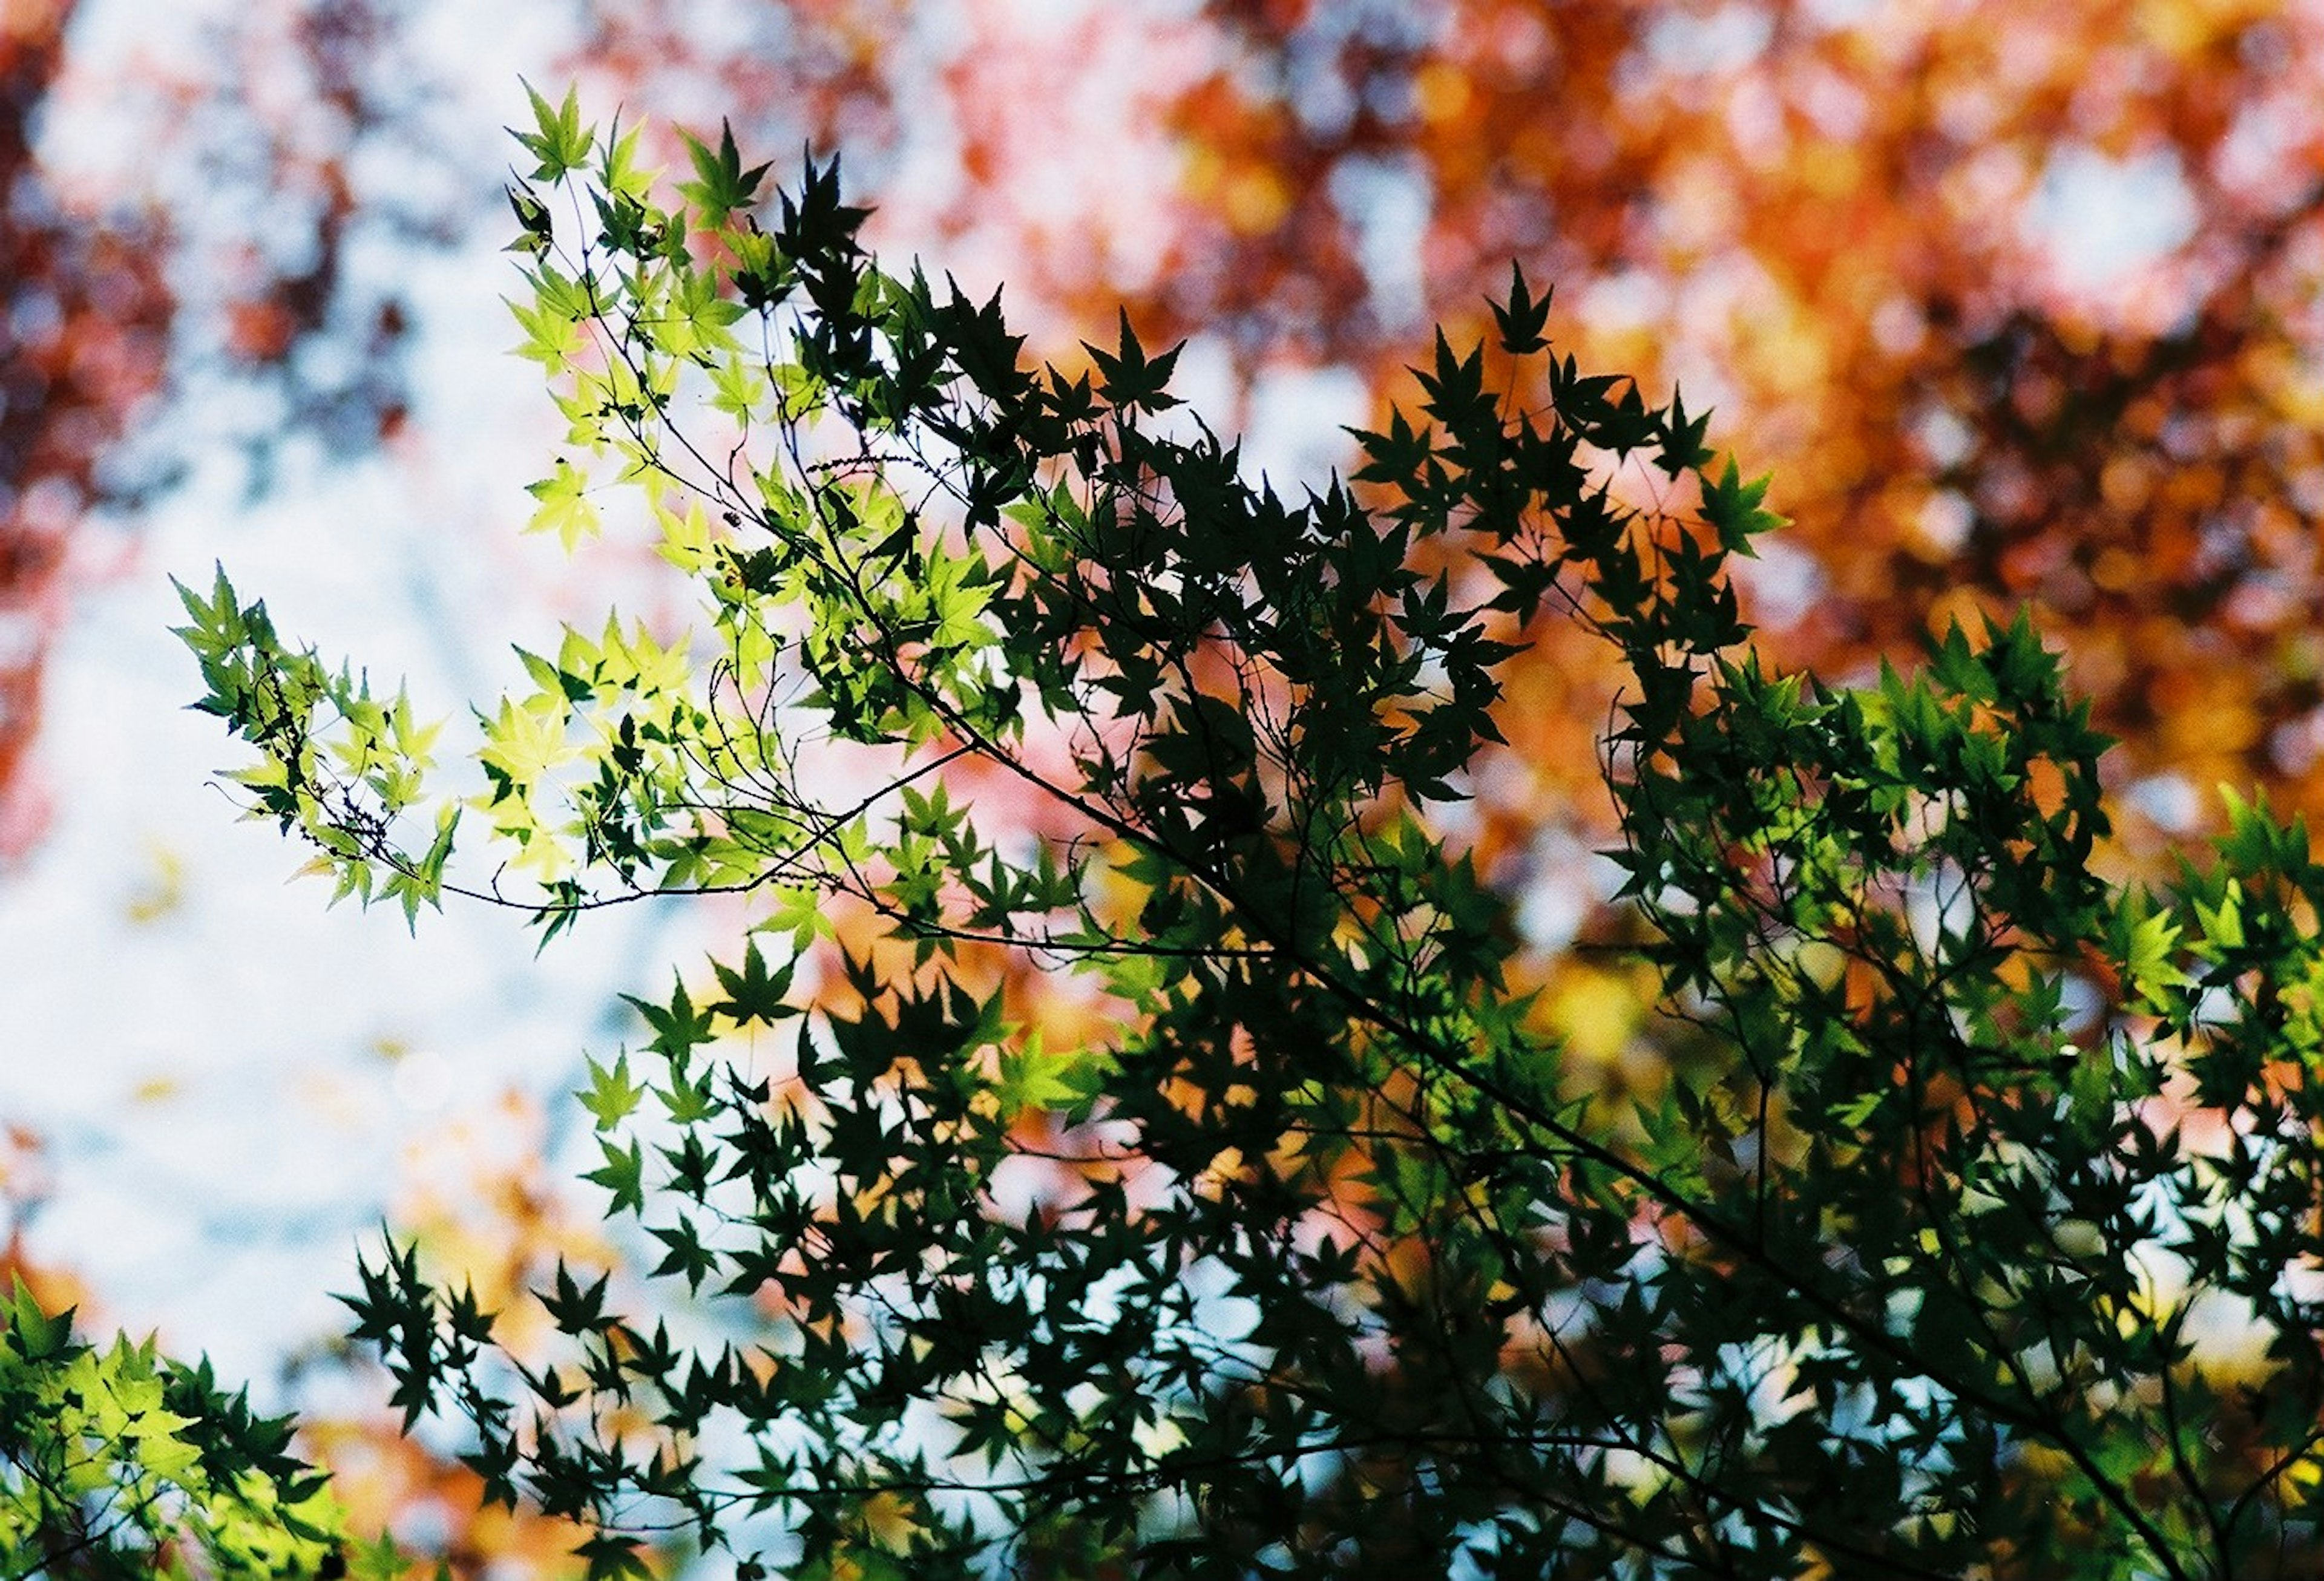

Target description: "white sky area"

left=0, top=0, right=2200, bottom=1405
left=2, top=0, right=691, bottom=1393
left=2024, top=143, right=2201, bottom=293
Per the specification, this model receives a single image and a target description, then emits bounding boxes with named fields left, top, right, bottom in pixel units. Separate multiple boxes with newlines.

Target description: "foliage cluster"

left=0, top=1280, right=353, bottom=1580
left=162, top=97, right=2324, bottom=1581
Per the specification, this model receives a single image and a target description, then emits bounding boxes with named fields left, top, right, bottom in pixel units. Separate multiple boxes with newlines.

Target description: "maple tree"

left=174, top=99, right=2324, bottom=1579
left=12, top=3, right=2324, bottom=1574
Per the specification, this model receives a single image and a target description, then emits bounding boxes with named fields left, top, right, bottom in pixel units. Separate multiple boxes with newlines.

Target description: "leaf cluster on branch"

left=0, top=1279, right=355, bottom=1580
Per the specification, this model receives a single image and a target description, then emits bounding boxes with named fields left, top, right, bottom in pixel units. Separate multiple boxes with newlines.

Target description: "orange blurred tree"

left=1078, top=0, right=2324, bottom=869
left=0, top=0, right=171, bottom=845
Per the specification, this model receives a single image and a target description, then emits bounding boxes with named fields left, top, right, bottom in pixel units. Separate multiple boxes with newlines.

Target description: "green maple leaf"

left=678, top=119, right=773, bottom=226
left=512, top=79, right=589, bottom=182
left=583, top=1136, right=646, bottom=1216
left=1084, top=308, right=1183, bottom=414
left=577, top=1052, right=644, bottom=1130
left=525, top=458, right=602, bottom=551
left=712, top=940, right=798, bottom=1027
left=1699, top=456, right=1788, bottom=557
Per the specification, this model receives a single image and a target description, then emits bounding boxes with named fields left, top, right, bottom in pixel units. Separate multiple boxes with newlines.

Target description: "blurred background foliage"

left=4, top=0, right=2322, bottom=1570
